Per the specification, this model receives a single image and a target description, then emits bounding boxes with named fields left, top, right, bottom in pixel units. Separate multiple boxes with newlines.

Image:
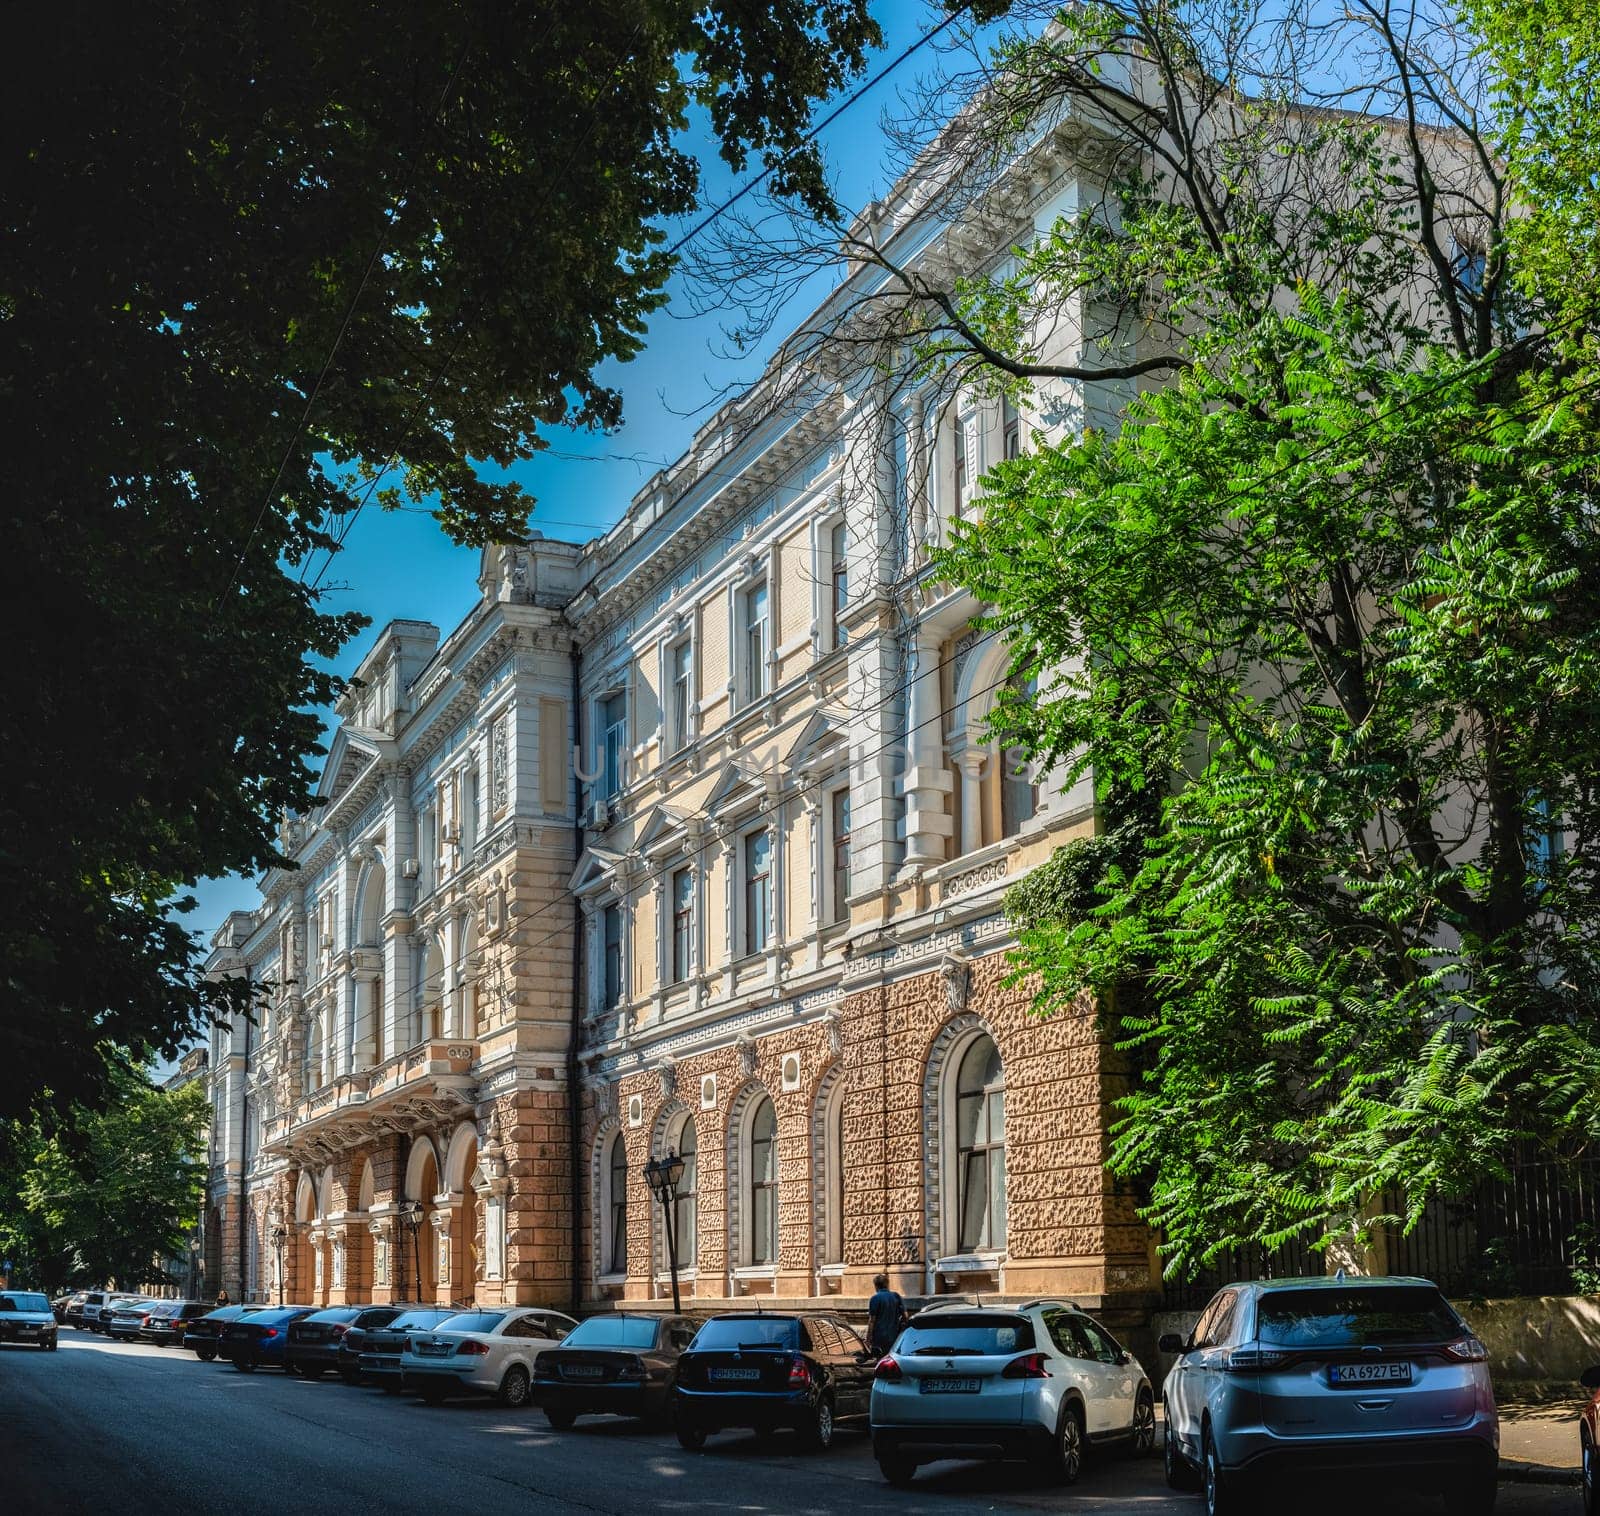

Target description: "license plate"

left=417, top=1342, right=452, bottom=1357
left=563, top=1364, right=604, bottom=1380
left=709, top=1367, right=760, bottom=1382
left=920, top=1376, right=981, bottom=1394
left=1329, top=1361, right=1412, bottom=1386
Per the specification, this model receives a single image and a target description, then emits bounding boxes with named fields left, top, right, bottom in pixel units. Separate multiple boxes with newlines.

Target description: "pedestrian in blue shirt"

left=867, top=1272, right=907, bottom=1357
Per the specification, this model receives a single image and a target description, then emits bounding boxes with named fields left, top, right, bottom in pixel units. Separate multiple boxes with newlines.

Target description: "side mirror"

left=1158, top=1333, right=1185, bottom=1355
left=1116, top=1349, right=1132, bottom=1366
left=1582, top=1365, right=1600, bottom=1390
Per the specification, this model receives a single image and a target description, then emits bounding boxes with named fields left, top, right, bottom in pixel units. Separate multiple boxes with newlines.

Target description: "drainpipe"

left=237, top=987, right=252, bottom=1303
left=568, top=644, right=585, bottom=1315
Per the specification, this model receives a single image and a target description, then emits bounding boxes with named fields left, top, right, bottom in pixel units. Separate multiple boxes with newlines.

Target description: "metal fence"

left=1159, top=1150, right=1600, bottom=1309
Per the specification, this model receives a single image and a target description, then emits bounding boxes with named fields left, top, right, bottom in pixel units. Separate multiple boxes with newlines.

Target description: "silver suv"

left=870, top=1300, right=1155, bottom=1486
left=1160, top=1276, right=1498, bottom=1515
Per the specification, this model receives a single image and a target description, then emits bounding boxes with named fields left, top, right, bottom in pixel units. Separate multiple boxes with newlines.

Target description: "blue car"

left=221, top=1306, right=317, bottom=1371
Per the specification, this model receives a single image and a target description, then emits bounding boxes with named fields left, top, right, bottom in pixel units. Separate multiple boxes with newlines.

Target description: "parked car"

left=356, top=1307, right=458, bottom=1392
left=1576, top=1362, right=1600, bottom=1513
left=105, top=1298, right=164, bottom=1341
left=90, top=1292, right=148, bottom=1332
left=535, top=1312, right=700, bottom=1428
left=403, top=1307, right=578, bottom=1407
left=869, top=1299, right=1154, bottom=1487
left=0, top=1290, right=59, bottom=1350
left=62, top=1291, right=89, bottom=1328
left=76, top=1289, right=140, bottom=1332
left=186, top=1304, right=262, bottom=1362
left=331, top=1306, right=408, bottom=1384
left=673, top=1312, right=874, bottom=1452
left=50, top=1293, right=73, bottom=1324
left=1159, top=1276, right=1497, bottom=1514
left=141, top=1300, right=213, bottom=1347
left=285, top=1307, right=366, bottom=1378
left=221, top=1305, right=318, bottom=1371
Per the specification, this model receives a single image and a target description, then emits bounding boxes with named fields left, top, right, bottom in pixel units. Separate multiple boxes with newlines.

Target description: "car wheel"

left=1131, top=1387, right=1156, bottom=1457
left=1054, top=1403, right=1085, bottom=1485
left=544, top=1409, right=577, bottom=1431
left=498, top=1364, right=531, bottom=1408
left=419, top=1382, right=449, bottom=1405
left=675, top=1423, right=706, bottom=1451
left=1442, top=1476, right=1497, bottom=1516
left=197, top=1348, right=216, bottom=1362
left=234, top=1359, right=256, bottom=1373
left=339, top=1369, right=360, bottom=1386
left=877, top=1454, right=917, bottom=1487
left=1203, top=1424, right=1254, bottom=1515
left=1585, top=1429, right=1597, bottom=1516
left=1166, top=1418, right=1201, bottom=1491
left=802, top=1396, right=836, bottom=1452
left=300, top=1365, right=325, bottom=1381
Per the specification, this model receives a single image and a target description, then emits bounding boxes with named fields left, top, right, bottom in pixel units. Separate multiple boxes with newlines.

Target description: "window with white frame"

left=829, top=788, right=851, bottom=924
left=747, top=1095, right=779, bottom=1265
left=669, top=1115, right=698, bottom=1268
left=741, top=580, right=769, bottom=705
left=602, top=902, right=624, bottom=1009
left=1002, top=394, right=1021, bottom=460
left=820, top=1078, right=845, bottom=1265
left=670, top=866, right=694, bottom=984
left=953, top=414, right=969, bottom=513
left=604, top=1130, right=628, bottom=1275
left=669, top=638, right=693, bottom=751
left=828, top=521, right=849, bottom=651
left=954, top=1034, right=1006, bottom=1252
left=462, top=767, right=479, bottom=856
left=743, top=828, right=772, bottom=955
left=600, top=691, right=628, bottom=799
left=999, top=677, right=1039, bottom=839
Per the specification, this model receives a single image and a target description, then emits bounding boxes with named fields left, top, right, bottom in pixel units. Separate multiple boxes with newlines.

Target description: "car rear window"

left=306, top=1308, right=361, bottom=1323
left=389, top=1310, right=452, bottom=1331
left=897, top=1315, right=1035, bottom=1356
left=354, top=1308, right=399, bottom=1328
left=563, top=1316, right=660, bottom=1349
left=692, top=1318, right=802, bottom=1351
left=1255, top=1287, right=1464, bottom=1347
left=0, top=1294, right=50, bottom=1312
left=436, top=1312, right=505, bottom=1334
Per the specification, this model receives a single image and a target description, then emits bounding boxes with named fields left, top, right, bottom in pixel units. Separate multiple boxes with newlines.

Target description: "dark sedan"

left=332, top=1306, right=408, bottom=1384
left=186, top=1305, right=261, bottom=1362
left=0, top=1291, right=59, bottom=1350
left=534, top=1313, right=699, bottom=1429
left=221, top=1305, right=317, bottom=1371
left=285, top=1306, right=369, bottom=1379
left=672, top=1313, right=874, bottom=1452
left=355, top=1307, right=456, bottom=1391
left=141, top=1300, right=213, bottom=1347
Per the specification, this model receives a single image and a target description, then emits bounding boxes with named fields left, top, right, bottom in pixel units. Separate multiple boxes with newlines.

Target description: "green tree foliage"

left=0, top=1065, right=209, bottom=1292
left=933, top=0, right=1600, bottom=1274
left=0, top=0, right=884, bottom=1123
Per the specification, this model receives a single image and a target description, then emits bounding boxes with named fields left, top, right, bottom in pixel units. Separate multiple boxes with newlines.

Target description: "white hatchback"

left=870, top=1300, right=1156, bottom=1485
left=402, top=1307, right=578, bottom=1407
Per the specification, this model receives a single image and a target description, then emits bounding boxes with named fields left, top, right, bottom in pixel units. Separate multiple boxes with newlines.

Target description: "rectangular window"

left=602, top=903, right=623, bottom=1008
left=828, top=521, right=849, bottom=651
left=670, top=639, right=693, bottom=751
left=671, top=867, right=694, bottom=983
left=953, top=417, right=968, bottom=511
left=600, top=692, right=627, bottom=799
left=1002, top=395, right=1020, bottom=460
left=743, top=581, right=769, bottom=705
left=744, top=828, right=772, bottom=955
left=830, top=789, right=851, bottom=923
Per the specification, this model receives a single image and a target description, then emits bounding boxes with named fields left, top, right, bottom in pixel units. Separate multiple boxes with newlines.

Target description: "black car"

left=221, top=1305, right=317, bottom=1370
left=285, top=1306, right=368, bottom=1379
left=186, top=1304, right=262, bottom=1362
left=332, top=1306, right=408, bottom=1384
left=0, top=1290, right=59, bottom=1350
left=141, top=1300, right=213, bottom=1347
left=673, top=1313, right=874, bottom=1452
left=534, top=1313, right=699, bottom=1429
left=355, top=1308, right=456, bottom=1391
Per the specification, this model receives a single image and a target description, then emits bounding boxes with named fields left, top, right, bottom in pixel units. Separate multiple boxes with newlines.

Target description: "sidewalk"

left=1498, top=1382, right=1583, bottom=1485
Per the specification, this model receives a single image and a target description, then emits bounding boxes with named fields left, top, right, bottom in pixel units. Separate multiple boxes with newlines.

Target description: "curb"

left=1499, top=1458, right=1581, bottom=1487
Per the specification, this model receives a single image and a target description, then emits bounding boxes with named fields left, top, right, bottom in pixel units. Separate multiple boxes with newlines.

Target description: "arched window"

left=955, top=1034, right=1006, bottom=1252
left=605, top=1131, right=628, bottom=1275
left=749, top=1096, right=779, bottom=1265
left=818, top=1075, right=846, bottom=1266
left=671, top=1118, right=698, bottom=1269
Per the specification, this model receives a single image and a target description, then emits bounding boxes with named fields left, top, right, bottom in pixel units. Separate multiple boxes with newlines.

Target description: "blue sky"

left=184, top=0, right=977, bottom=943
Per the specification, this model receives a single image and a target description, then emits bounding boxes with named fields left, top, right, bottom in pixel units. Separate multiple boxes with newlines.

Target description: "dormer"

left=337, top=619, right=440, bottom=734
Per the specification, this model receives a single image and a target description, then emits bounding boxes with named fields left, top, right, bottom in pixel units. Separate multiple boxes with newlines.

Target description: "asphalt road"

left=0, top=1329, right=1575, bottom=1515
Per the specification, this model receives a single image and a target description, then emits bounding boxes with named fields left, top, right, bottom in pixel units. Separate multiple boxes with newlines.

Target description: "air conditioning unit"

left=586, top=799, right=612, bottom=831
left=320, top=933, right=334, bottom=951
left=401, top=858, right=420, bottom=879
left=441, top=824, right=461, bottom=844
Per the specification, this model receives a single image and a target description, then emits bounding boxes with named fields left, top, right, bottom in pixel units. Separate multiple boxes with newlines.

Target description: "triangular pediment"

left=634, top=804, right=696, bottom=859
left=316, top=727, right=382, bottom=804
left=783, top=706, right=850, bottom=776
left=568, top=845, right=627, bottom=897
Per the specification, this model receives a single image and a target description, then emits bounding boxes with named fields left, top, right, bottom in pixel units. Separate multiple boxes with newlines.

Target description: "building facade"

left=203, top=118, right=1158, bottom=1324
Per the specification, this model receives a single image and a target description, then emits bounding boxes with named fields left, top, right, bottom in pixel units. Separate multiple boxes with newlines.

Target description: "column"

left=956, top=748, right=987, bottom=856
left=902, top=625, right=954, bottom=868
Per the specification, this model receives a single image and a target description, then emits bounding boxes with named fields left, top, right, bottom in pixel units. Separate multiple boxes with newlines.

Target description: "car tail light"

left=1223, top=1346, right=1290, bottom=1372
left=329, top=1323, right=350, bottom=1337
left=616, top=1356, right=646, bottom=1382
left=787, top=1355, right=811, bottom=1387
left=1442, top=1337, right=1488, bottom=1364
left=456, top=1340, right=489, bottom=1356
left=1002, top=1353, right=1051, bottom=1379
left=261, top=1328, right=279, bottom=1339
left=874, top=1355, right=903, bottom=1383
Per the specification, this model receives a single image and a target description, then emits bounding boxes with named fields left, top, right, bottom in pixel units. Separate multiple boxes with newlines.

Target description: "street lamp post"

left=643, top=1150, right=687, bottom=1313
left=269, top=1224, right=287, bottom=1307
left=398, top=1201, right=425, bottom=1301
